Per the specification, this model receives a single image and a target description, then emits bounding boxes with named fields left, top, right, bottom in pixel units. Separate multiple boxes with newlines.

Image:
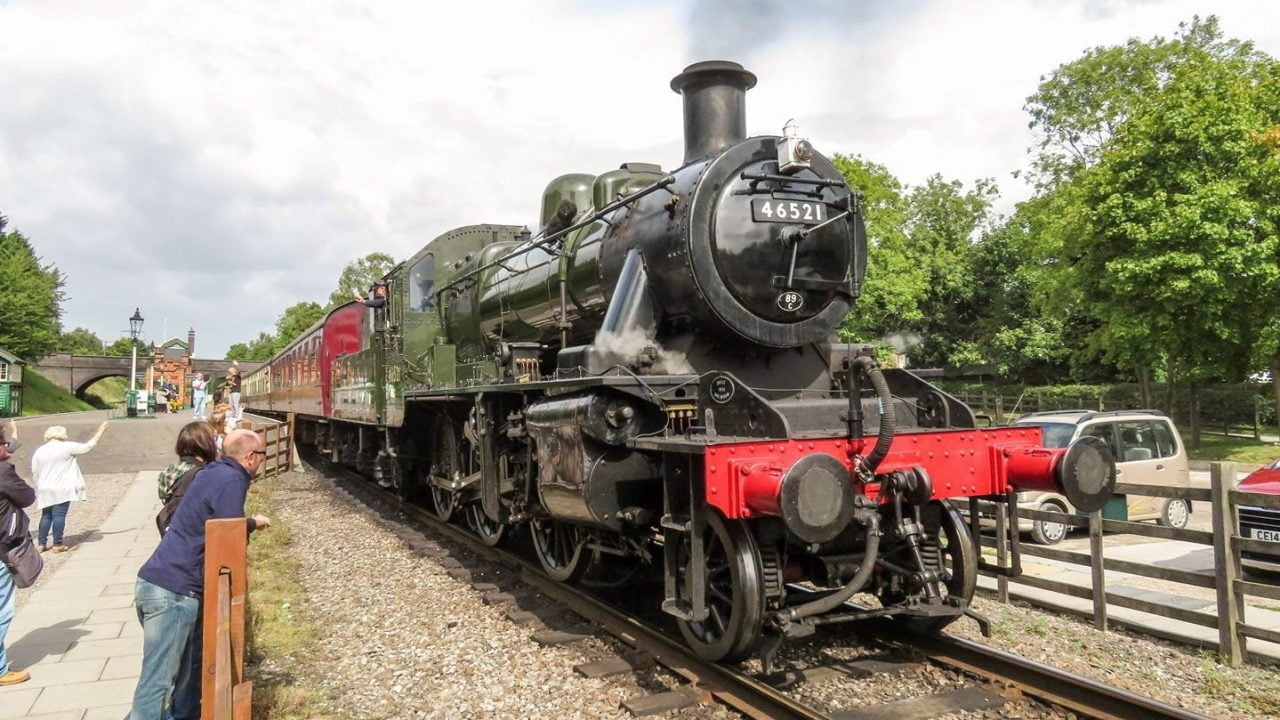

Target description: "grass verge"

left=20, top=368, right=95, bottom=415
left=244, top=472, right=332, bottom=719
left=1184, top=433, right=1280, bottom=466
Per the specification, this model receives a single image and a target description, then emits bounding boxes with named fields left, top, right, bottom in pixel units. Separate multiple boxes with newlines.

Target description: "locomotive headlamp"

left=777, top=119, right=813, bottom=174
left=779, top=453, right=856, bottom=543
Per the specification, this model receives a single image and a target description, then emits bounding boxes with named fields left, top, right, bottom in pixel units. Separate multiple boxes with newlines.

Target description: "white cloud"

left=0, top=0, right=1276, bottom=356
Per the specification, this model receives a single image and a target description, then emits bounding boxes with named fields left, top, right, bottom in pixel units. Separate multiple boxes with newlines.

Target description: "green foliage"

left=103, top=337, right=147, bottom=356
left=328, top=252, right=395, bottom=308
left=20, top=369, right=95, bottom=416
left=0, top=215, right=65, bottom=360
left=273, top=302, right=325, bottom=350
left=81, top=376, right=128, bottom=409
left=226, top=332, right=277, bottom=362
left=55, top=327, right=104, bottom=355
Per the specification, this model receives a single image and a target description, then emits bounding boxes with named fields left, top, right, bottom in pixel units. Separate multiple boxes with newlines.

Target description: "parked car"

left=1238, top=458, right=1280, bottom=574
left=1008, top=409, right=1192, bottom=544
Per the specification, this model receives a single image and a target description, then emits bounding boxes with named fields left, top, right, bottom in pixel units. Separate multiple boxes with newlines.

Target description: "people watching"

left=30, top=422, right=108, bottom=553
left=0, top=420, right=34, bottom=686
left=126, top=429, right=271, bottom=720
left=155, top=422, right=218, bottom=537
left=226, top=362, right=243, bottom=423
left=191, top=373, right=208, bottom=420
left=208, top=404, right=231, bottom=454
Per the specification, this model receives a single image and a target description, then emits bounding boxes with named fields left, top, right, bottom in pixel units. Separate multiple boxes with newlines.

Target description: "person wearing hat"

left=353, top=282, right=388, bottom=309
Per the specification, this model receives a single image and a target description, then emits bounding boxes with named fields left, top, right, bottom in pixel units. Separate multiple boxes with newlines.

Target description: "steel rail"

left=346, top=478, right=827, bottom=720
left=316, top=454, right=1210, bottom=720
left=902, top=632, right=1211, bottom=720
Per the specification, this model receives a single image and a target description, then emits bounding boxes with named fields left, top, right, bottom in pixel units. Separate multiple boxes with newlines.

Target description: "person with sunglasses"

left=126, top=429, right=271, bottom=720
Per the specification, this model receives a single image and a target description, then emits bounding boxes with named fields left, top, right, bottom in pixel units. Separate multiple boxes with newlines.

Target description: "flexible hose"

left=785, top=512, right=881, bottom=620
left=854, top=355, right=895, bottom=473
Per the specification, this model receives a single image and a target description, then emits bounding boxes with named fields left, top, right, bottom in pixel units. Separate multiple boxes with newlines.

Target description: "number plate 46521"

left=751, top=198, right=825, bottom=225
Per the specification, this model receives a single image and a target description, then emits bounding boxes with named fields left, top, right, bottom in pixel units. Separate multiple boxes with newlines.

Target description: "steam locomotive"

left=244, top=61, right=1116, bottom=668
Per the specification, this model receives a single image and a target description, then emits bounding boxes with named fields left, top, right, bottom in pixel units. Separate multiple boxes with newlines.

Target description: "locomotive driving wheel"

left=464, top=501, right=506, bottom=547
left=880, top=500, right=977, bottom=634
left=427, top=420, right=466, bottom=522
left=676, top=512, right=765, bottom=663
left=530, top=517, right=587, bottom=582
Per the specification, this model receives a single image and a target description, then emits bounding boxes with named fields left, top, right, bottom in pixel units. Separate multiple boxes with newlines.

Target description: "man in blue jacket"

left=126, top=429, right=272, bottom=720
left=0, top=420, right=35, bottom=687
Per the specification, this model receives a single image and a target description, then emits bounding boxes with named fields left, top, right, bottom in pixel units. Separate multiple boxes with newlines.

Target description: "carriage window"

left=409, top=253, right=435, bottom=312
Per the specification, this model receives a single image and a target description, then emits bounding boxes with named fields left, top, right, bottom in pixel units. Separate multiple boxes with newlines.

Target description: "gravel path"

left=268, top=465, right=737, bottom=720
left=14, top=472, right=137, bottom=610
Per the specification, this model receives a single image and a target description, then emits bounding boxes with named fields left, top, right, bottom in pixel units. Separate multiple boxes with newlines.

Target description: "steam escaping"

left=592, top=327, right=695, bottom=375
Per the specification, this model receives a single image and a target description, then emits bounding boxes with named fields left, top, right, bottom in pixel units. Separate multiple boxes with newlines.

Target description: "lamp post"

left=127, top=309, right=144, bottom=417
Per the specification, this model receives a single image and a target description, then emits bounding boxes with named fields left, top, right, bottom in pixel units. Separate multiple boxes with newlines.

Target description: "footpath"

left=0, top=470, right=160, bottom=719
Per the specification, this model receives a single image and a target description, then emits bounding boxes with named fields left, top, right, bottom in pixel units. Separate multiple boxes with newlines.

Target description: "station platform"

left=0, top=470, right=160, bottom=719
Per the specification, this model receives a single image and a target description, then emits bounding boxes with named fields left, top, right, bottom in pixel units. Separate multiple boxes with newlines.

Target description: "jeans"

left=38, top=502, right=70, bottom=546
left=126, top=578, right=201, bottom=720
left=0, top=566, right=15, bottom=675
left=191, top=392, right=207, bottom=419
left=229, top=392, right=241, bottom=420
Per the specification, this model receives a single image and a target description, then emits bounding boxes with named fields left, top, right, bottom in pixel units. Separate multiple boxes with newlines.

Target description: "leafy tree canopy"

left=329, top=252, right=396, bottom=308
left=103, top=337, right=147, bottom=356
left=0, top=214, right=65, bottom=360
left=56, top=327, right=105, bottom=355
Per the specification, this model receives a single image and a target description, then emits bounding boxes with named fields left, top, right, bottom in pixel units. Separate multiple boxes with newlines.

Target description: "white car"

left=1009, top=410, right=1192, bottom=544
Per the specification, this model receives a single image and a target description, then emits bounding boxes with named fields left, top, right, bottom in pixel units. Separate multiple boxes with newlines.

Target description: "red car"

left=1239, top=458, right=1280, bottom=574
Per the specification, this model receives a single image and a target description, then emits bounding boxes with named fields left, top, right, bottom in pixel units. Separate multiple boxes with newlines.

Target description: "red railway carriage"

left=242, top=303, right=365, bottom=418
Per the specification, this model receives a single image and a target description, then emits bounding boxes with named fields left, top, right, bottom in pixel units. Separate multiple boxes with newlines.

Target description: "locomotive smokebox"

left=671, top=60, right=757, bottom=164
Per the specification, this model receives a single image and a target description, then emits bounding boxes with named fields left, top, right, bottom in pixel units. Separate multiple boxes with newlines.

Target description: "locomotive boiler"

left=246, top=61, right=1117, bottom=669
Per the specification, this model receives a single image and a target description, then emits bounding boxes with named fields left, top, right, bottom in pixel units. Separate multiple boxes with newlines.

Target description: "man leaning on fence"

left=125, top=429, right=272, bottom=720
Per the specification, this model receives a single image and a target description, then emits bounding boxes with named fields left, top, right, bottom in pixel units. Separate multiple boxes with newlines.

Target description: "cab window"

left=1080, top=422, right=1117, bottom=457
left=409, top=253, right=435, bottom=312
left=1117, top=421, right=1160, bottom=462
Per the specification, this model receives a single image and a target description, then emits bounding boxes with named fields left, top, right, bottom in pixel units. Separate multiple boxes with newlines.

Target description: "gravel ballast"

left=263, top=466, right=736, bottom=719
left=259, top=463, right=1279, bottom=719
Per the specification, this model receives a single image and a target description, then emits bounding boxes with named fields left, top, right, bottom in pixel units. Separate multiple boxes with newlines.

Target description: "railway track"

left=309, top=453, right=1209, bottom=720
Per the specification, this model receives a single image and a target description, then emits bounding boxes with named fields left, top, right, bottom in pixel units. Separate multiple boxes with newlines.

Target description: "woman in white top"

left=31, top=422, right=108, bottom=552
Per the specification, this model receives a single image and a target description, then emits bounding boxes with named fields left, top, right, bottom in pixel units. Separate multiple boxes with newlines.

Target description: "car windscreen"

left=1016, top=422, right=1076, bottom=448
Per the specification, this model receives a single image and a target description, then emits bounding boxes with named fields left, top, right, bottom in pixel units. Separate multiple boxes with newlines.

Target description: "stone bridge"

left=33, top=354, right=265, bottom=398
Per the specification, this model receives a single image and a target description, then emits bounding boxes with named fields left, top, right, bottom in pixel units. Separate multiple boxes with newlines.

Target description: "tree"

left=273, top=301, right=326, bottom=352
left=830, top=155, right=925, bottom=345
left=1038, top=17, right=1280, bottom=442
left=56, top=327, right=105, bottom=355
left=328, top=252, right=396, bottom=308
left=104, top=337, right=147, bottom=356
left=0, top=214, right=65, bottom=360
left=226, top=332, right=277, bottom=362
left=896, top=175, right=998, bottom=367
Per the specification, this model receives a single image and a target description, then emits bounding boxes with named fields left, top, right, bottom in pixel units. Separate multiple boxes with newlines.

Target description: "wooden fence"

left=202, top=518, right=251, bottom=720
left=252, top=413, right=295, bottom=478
left=971, top=462, right=1280, bottom=666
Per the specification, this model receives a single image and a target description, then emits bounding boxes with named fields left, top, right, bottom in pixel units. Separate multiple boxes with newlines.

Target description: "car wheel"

left=1158, top=498, right=1190, bottom=529
left=1030, top=502, right=1069, bottom=545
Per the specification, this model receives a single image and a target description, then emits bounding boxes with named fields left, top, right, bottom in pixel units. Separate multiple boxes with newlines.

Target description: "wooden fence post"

left=1089, top=510, right=1107, bottom=632
left=995, top=506, right=1009, bottom=603
left=286, top=412, right=297, bottom=470
left=202, top=518, right=252, bottom=720
left=1210, top=462, right=1244, bottom=666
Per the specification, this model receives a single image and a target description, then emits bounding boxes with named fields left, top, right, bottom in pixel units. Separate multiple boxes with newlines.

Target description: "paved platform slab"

left=0, top=471, right=161, bottom=718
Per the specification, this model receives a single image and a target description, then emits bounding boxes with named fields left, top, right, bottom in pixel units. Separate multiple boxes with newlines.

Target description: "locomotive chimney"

left=670, top=60, right=757, bottom=165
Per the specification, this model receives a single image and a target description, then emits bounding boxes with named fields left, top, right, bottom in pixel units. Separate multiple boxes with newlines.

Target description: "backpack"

left=157, top=459, right=197, bottom=502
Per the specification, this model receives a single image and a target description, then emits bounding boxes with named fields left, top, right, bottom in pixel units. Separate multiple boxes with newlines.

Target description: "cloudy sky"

left=2, top=0, right=1278, bottom=358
